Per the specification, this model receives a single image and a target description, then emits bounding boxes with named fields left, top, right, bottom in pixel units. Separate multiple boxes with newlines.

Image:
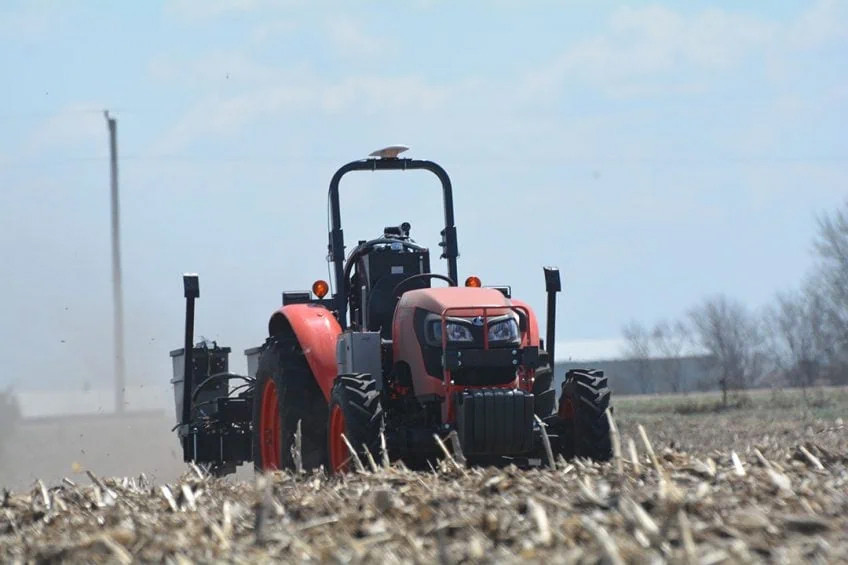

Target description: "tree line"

left=622, top=200, right=848, bottom=404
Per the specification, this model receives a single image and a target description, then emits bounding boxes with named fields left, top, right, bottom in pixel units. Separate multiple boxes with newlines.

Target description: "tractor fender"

left=268, top=304, right=341, bottom=401
left=509, top=298, right=541, bottom=348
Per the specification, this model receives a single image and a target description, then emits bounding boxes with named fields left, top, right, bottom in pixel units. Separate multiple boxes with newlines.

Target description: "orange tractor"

left=170, top=148, right=611, bottom=475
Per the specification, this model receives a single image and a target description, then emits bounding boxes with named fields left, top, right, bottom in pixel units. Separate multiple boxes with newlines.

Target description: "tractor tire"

left=558, top=369, right=612, bottom=462
left=531, top=364, right=556, bottom=418
left=252, top=337, right=328, bottom=472
left=328, top=373, right=383, bottom=474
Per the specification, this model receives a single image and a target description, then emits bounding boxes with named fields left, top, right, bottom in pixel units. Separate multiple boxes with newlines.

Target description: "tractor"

left=169, top=147, right=611, bottom=475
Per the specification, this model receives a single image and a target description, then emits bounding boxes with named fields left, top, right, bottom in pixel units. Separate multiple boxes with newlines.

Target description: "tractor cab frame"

left=327, top=156, right=460, bottom=330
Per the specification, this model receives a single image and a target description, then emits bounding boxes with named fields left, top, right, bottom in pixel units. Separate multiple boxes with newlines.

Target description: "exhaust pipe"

left=181, top=274, right=200, bottom=449
left=543, top=267, right=561, bottom=377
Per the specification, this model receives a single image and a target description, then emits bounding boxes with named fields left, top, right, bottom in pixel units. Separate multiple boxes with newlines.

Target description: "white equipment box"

left=336, top=332, right=384, bottom=389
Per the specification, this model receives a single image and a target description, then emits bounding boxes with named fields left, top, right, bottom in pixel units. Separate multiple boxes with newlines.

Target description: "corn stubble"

left=1, top=419, right=846, bottom=563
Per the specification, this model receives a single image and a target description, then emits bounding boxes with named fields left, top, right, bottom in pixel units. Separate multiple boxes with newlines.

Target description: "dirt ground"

left=0, top=412, right=189, bottom=492
left=1, top=388, right=846, bottom=563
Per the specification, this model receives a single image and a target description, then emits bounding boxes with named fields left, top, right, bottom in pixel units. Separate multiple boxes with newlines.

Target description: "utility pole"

left=104, top=111, right=126, bottom=414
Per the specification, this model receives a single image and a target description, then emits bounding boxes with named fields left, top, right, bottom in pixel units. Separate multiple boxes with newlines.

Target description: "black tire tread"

left=531, top=362, right=556, bottom=418
left=561, top=369, right=612, bottom=462
left=252, top=336, right=328, bottom=472
left=330, top=373, right=383, bottom=468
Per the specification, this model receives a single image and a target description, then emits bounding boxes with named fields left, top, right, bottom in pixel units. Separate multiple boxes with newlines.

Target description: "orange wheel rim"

left=559, top=395, right=575, bottom=420
left=328, top=404, right=349, bottom=473
left=259, top=379, right=281, bottom=470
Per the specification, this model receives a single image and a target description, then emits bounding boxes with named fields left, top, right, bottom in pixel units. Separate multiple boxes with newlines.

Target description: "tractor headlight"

left=488, top=318, right=519, bottom=343
left=430, top=321, right=474, bottom=343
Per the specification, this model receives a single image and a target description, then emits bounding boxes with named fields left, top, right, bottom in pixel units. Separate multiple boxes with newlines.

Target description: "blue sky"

left=1, top=0, right=846, bottom=392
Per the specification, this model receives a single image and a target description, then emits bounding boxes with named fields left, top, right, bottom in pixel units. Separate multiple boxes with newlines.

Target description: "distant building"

left=556, top=355, right=718, bottom=396
left=554, top=338, right=717, bottom=395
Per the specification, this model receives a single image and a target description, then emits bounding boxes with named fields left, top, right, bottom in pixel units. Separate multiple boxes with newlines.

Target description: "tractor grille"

left=455, top=389, right=534, bottom=455
left=415, top=308, right=520, bottom=384
left=452, top=366, right=517, bottom=386
left=421, top=347, right=517, bottom=385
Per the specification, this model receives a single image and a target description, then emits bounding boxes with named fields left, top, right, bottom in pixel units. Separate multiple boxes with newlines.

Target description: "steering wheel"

left=392, top=273, right=457, bottom=298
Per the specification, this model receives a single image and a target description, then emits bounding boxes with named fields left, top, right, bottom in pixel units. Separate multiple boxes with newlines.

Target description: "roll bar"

left=328, top=158, right=459, bottom=329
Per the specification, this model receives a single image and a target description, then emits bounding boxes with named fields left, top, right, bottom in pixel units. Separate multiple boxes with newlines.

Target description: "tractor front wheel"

left=557, top=369, right=612, bottom=462
left=328, top=374, right=383, bottom=474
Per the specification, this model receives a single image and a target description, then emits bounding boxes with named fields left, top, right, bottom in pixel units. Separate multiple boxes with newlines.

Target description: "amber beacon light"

left=312, top=279, right=329, bottom=298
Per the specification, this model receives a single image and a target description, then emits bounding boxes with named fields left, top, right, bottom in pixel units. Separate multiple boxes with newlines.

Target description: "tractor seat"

left=367, top=274, right=429, bottom=339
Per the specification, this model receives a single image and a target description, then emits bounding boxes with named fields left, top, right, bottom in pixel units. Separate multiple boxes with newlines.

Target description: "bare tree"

left=651, top=320, right=689, bottom=393
left=621, top=320, right=654, bottom=394
left=688, top=295, right=765, bottom=406
left=765, top=283, right=828, bottom=397
left=813, top=201, right=848, bottom=383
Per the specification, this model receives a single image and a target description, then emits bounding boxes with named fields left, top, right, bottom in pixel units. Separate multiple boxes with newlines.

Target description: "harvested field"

left=1, top=388, right=846, bottom=563
left=0, top=411, right=189, bottom=492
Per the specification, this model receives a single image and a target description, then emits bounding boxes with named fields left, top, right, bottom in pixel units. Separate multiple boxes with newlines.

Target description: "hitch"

left=170, top=274, right=254, bottom=476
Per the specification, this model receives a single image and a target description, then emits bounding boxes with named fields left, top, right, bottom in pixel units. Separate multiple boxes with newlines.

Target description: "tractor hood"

left=397, top=286, right=512, bottom=316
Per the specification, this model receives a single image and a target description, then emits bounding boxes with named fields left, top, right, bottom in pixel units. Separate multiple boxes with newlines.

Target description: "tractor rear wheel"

left=531, top=362, right=556, bottom=418
left=328, top=373, right=383, bottom=474
left=558, top=369, right=612, bottom=462
left=252, top=337, right=327, bottom=472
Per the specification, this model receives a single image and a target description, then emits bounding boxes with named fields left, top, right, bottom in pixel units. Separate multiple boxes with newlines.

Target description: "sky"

left=0, top=0, right=846, bottom=397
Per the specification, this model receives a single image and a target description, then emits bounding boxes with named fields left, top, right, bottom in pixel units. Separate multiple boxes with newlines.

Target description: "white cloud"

left=148, top=52, right=284, bottom=86
left=22, top=104, right=106, bottom=158
left=612, top=6, right=776, bottom=69
left=788, top=0, right=848, bottom=49
left=321, top=75, right=452, bottom=112
left=0, top=2, right=62, bottom=41
left=250, top=19, right=298, bottom=45
left=326, top=18, right=388, bottom=59
left=825, top=81, right=848, bottom=104
left=523, top=2, right=846, bottom=98
left=165, top=0, right=299, bottom=22
left=148, top=1, right=848, bottom=165
left=154, top=73, right=456, bottom=152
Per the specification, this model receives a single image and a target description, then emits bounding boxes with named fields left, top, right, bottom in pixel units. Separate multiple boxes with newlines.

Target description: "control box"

left=337, top=331, right=383, bottom=389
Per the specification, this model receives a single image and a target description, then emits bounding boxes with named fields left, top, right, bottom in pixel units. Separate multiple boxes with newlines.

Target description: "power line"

left=2, top=153, right=847, bottom=170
